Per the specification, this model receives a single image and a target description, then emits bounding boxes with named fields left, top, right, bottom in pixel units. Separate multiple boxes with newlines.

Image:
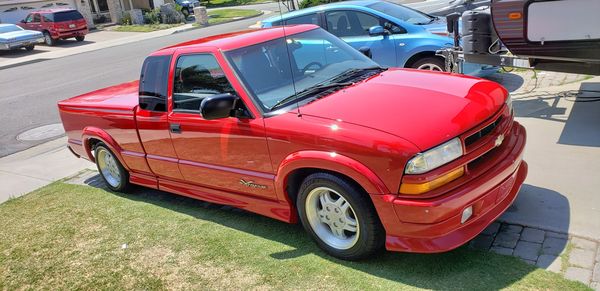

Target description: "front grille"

left=465, top=117, right=502, bottom=147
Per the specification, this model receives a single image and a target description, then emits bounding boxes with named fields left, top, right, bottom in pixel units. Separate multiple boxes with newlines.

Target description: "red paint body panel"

left=57, top=26, right=527, bottom=253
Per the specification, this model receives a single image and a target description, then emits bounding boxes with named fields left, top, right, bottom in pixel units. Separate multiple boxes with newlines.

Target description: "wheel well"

left=87, top=138, right=101, bottom=153
left=285, top=168, right=369, bottom=206
left=403, top=51, right=441, bottom=68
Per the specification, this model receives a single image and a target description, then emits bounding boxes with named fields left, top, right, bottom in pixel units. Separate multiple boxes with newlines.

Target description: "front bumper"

left=372, top=122, right=527, bottom=253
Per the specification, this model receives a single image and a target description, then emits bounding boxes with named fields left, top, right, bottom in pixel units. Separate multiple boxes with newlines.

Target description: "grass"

left=202, top=0, right=270, bottom=8
left=206, top=8, right=262, bottom=25
left=112, top=23, right=184, bottom=32
left=0, top=182, right=591, bottom=290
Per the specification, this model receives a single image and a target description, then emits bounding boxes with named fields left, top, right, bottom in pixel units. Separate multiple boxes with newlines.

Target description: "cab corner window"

left=173, top=54, right=235, bottom=113
left=139, top=55, right=171, bottom=112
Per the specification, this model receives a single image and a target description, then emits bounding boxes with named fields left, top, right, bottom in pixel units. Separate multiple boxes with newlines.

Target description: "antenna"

left=277, top=0, right=301, bottom=116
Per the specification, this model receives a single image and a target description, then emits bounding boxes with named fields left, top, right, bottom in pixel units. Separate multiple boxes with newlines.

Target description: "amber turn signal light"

left=399, top=167, right=465, bottom=195
left=508, top=12, right=522, bottom=20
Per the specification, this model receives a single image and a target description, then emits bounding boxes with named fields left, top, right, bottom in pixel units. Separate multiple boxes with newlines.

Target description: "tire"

left=297, top=173, right=385, bottom=260
left=411, top=57, right=446, bottom=72
left=25, top=45, right=34, bottom=51
left=94, top=143, right=131, bottom=192
left=43, top=31, right=55, bottom=46
left=75, top=36, right=85, bottom=42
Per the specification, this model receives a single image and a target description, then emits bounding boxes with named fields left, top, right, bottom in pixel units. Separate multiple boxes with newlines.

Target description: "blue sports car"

left=261, top=0, right=497, bottom=76
left=0, top=23, right=44, bottom=51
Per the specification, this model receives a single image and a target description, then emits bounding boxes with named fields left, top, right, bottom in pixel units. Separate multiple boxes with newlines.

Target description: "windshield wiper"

left=270, top=82, right=354, bottom=111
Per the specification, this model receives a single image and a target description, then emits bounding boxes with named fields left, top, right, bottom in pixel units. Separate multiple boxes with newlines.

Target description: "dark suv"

left=19, top=9, right=88, bottom=46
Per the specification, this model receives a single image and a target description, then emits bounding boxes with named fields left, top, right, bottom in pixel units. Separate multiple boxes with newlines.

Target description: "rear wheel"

left=297, top=173, right=385, bottom=260
left=75, top=36, right=85, bottom=42
left=25, top=45, right=34, bottom=51
left=43, top=31, right=55, bottom=46
left=94, top=143, right=130, bottom=192
left=411, top=57, right=446, bottom=72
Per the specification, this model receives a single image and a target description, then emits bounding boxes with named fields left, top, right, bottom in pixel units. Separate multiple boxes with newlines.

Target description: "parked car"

left=261, top=0, right=497, bottom=76
left=58, top=25, right=527, bottom=260
left=175, top=0, right=201, bottom=17
left=0, top=23, right=43, bottom=51
left=18, top=9, right=88, bottom=46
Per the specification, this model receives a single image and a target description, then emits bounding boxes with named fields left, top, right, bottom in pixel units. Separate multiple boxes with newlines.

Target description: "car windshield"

left=0, top=25, right=22, bottom=33
left=225, top=28, right=380, bottom=111
left=53, top=10, right=84, bottom=22
left=368, top=1, right=434, bottom=25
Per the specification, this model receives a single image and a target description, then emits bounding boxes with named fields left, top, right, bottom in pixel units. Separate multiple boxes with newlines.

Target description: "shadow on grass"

left=80, top=174, right=549, bottom=290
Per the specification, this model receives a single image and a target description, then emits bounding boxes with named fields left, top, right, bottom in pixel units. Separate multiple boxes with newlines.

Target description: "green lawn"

left=207, top=8, right=263, bottom=25
left=0, top=182, right=590, bottom=290
left=202, top=0, right=270, bottom=8
left=112, top=24, right=184, bottom=32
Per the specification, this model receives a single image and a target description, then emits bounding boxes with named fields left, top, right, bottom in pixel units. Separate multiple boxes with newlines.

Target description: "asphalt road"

left=0, top=0, right=458, bottom=157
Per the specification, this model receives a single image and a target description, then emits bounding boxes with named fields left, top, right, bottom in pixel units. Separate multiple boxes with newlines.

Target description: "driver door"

left=168, top=52, right=277, bottom=200
left=324, top=10, right=397, bottom=67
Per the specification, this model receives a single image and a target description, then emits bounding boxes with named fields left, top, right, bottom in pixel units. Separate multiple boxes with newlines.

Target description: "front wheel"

left=297, top=173, right=385, bottom=260
left=94, top=143, right=130, bottom=192
left=411, top=57, right=446, bottom=72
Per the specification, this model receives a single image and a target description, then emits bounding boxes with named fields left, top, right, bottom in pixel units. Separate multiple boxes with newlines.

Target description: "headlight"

left=405, top=137, right=463, bottom=174
left=505, top=94, right=513, bottom=116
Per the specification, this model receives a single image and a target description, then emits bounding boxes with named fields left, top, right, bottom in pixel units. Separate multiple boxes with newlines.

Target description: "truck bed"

left=58, top=80, right=146, bottom=167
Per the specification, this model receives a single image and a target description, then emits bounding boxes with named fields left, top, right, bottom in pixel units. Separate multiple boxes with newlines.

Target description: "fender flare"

left=81, top=127, right=129, bottom=170
left=274, top=151, right=390, bottom=201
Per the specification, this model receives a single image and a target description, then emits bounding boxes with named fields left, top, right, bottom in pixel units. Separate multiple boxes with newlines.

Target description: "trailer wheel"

left=94, top=143, right=131, bottom=192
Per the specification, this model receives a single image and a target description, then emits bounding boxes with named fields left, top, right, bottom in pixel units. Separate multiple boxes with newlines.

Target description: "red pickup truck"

left=58, top=25, right=527, bottom=260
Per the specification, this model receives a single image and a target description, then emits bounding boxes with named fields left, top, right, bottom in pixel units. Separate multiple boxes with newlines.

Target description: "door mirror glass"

left=368, top=25, right=385, bottom=36
left=200, top=93, right=237, bottom=120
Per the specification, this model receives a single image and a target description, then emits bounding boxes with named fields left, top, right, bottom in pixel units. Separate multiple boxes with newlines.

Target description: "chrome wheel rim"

left=417, top=63, right=443, bottom=71
left=44, top=34, right=52, bottom=45
left=305, top=187, right=359, bottom=250
left=97, top=148, right=121, bottom=188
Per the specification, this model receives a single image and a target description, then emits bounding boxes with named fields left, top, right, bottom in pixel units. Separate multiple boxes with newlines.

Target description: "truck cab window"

left=139, top=55, right=171, bottom=112
left=173, top=54, right=235, bottom=113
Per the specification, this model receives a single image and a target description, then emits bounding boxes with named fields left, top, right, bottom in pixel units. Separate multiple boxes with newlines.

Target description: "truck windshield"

left=225, top=28, right=380, bottom=111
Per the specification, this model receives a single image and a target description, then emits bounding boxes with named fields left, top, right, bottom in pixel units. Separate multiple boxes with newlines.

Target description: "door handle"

left=170, top=123, right=181, bottom=134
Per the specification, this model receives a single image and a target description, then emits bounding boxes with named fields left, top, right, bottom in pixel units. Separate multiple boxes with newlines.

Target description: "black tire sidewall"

left=297, top=173, right=383, bottom=260
left=75, top=36, right=85, bottom=41
left=94, top=143, right=129, bottom=192
left=43, top=32, right=54, bottom=46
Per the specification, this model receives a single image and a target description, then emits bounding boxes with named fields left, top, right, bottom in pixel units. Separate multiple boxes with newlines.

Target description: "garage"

left=0, top=0, right=76, bottom=24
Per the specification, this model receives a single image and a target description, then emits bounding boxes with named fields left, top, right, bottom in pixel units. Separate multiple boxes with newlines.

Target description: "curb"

left=172, top=10, right=268, bottom=34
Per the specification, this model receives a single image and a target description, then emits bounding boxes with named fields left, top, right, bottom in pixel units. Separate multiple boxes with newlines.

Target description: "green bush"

left=299, top=0, right=343, bottom=9
left=143, top=8, right=161, bottom=24
left=120, top=12, right=132, bottom=25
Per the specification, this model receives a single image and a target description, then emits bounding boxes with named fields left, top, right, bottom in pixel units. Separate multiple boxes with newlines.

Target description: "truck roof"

left=154, top=24, right=319, bottom=54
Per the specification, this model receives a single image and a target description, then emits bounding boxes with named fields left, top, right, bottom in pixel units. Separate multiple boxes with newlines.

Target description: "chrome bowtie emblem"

left=495, top=134, right=505, bottom=147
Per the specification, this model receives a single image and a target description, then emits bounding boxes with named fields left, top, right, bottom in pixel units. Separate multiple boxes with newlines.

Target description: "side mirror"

left=358, top=46, right=372, bottom=59
left=368, top=25, right=385, bottom=36
left=20, top=19, right=26, bottom=23
left=200, top=93, right=238, bottom=120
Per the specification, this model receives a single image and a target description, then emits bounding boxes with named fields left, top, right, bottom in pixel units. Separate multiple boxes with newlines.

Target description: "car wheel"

left=297, top=172, right=385, bottom=260
left=25, top=45, right=34, bottom=51
left=43, top=31, right=55, bottom=46
left=75, top=36, right=85, bottom=42
left=411, top=57, right=446, bottom=72
left=94, top=143, right=131, bottom=192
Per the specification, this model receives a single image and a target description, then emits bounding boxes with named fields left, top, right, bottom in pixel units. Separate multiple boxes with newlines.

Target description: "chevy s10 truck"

left=58, top=25, right=527, bottom=260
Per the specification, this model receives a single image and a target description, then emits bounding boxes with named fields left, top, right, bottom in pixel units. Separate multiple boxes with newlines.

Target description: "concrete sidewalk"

left=0, top=137, right=92, bottom=204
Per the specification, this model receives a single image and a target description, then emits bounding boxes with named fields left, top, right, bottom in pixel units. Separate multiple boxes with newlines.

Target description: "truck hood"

left=299, top=69, right=507, bottom=150
left=58, top=80, right=139, bottom=111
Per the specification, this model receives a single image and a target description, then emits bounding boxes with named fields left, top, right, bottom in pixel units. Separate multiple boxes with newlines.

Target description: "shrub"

left=120, top=12, right=132, bottom=25
left=144, top=8, right=161, bottom=24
